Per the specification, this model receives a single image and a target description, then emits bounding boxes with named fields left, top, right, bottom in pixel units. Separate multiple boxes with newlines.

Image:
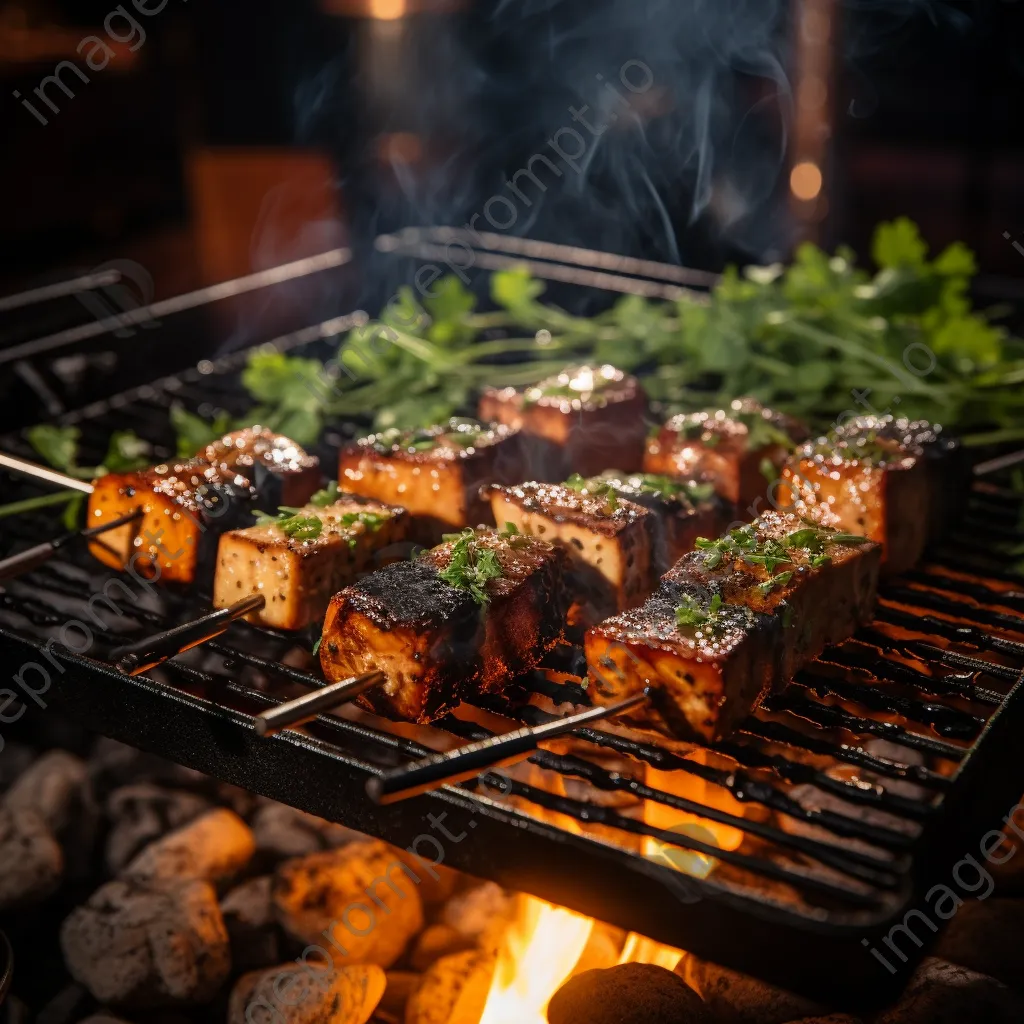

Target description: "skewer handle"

left=111, top=595, right=265, bottom=676
left=0, top=452, right=94, bottom=494
left=0, top=508, right=144, bottom=583
left=366, top=692, right=649, bottom=806
left=254, top=671, right=385, bottom=737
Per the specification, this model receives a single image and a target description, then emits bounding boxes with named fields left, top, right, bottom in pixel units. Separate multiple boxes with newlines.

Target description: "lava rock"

left=0, top=805, right=63, bottom=909
left=4, top=750, right=97, bottom=875
left=221, top=875, right=282, bottom=971
left=251, top=801, right=361, bottom=863
left=104, top=784, right=212, bottom=875
left=410, top=924, right=476, bottom=972
left=75, top=1016, right=132, bottom=1024
left=88, top=738, right=207, bottom=795
left=403, top=950, right=495, bottom=1024
left=679, top=954, right=826, bottom=1024
left=874, top=957, right=1024, bottom=1024
left=548, top=963, right=709, bottom=1024
left=781, top=1017, right=862, bottom=1024
left=227, top=962, right=385, bottom=1024
left=0, top=743, right=37, bottom=792
left=441, top=882, right=513, bottom=943
left=60, top=876, right=230, bottom=1007
left=273, top=840, right=424, bottom=967
left=122, top=808, right=254, bottom=886
left=933, top=899, right=1024, bottom=991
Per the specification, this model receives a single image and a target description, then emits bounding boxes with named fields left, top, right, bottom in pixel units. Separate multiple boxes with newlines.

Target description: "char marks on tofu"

left=213, top=498, right=408, bottom=631
left=319, top=528, right=567, bottom=723
left=645, top=399, right=808, bottom=508
left=479, top=364, right=647, bottom=479
left=585, top=570, right=780, bottom=745
left=565, top=471, right=727, bottom=575
left=339, top=418, right=522, bottom=543
left=669, top=510, right=881, bottom=682
left=780, top=425, right=929, bottom=576
left=199, top=426, right=321, bottom=508
left=489, top=482, right=653, bottom=624
left=86, top=459, right=257, bottom=584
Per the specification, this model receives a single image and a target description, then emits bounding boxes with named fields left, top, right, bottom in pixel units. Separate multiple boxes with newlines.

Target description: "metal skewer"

left=973, top=448, right=1024, bottom=477
left=0, top=269, right=122, bottom=314
left=365, top=691, right=650, bottom=806
left=0, top=507, right=144, bottom=582
left=254, top=671, right=386, bottom=737
left=111, top=595, right=266, bottom=676
left=0, top=452, right=95, bottom=493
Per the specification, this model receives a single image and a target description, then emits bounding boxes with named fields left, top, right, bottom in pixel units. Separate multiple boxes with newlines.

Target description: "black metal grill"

left=2, top=264, right=1024, bottom=1009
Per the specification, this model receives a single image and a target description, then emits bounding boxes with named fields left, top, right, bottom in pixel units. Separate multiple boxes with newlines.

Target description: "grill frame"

left=2, top=267, right=1024, bottom=1007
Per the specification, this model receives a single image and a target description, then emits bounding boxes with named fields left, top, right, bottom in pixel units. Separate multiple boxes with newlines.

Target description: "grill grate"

left=1, top=333, right=1023, bottom=1008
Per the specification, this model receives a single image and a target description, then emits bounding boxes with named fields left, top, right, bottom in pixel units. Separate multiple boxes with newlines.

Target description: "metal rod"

left=374, top=236, right=705, bottom=303
left=0, top=270, right=122, bottom=314
left=0, top=452, right=94, bottom=493
left=111, top=595, right=266, bottom=676
left=366, top=692, right=650, bottom=805
left=401, top=227, right=722, bottom=289
left=254, top=671, right=386, bottom=737
left=973, top=448, right=1024, bottom=477
left=0, top=507, right=143, bottom=582
left=0, top=249, right=352, bottom=365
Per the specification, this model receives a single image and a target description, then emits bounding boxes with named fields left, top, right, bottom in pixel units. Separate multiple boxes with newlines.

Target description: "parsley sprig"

left=310, top=481, right=341, bottom=507
left=438, top=528, right=504, bottom=605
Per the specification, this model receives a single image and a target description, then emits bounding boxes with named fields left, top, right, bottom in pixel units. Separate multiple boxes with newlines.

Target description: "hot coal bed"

left=1, top=341, right=1024, bottom=1024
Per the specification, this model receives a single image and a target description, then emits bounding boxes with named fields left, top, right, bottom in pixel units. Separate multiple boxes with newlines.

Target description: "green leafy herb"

left=27, top=425, right=80, bottom=473
left=757, top=570, right=794, bottom=596
left=169, top=405, right=233, bottom=458
left=310, top=481, right=341, bottom=507
left=438, top=528, right=504, bottom=605
left=254, top=507, right=324, bottom=540
left=101, top=431, right=151, bottom=473
left=312, top=636, right=322, bottom=656
left=676, top=592, right=723, bottom=628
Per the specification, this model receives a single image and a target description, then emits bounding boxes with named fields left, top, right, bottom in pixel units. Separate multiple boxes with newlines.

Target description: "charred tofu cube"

left=668, top=511, right=881, bottom=682
left=835, top=416, right=968, bottom=540
left=489, top=482, right=653, bottom=622
left=213, top=498, right=408, bottom=630
left=87, top=460, right=256, bottom=583
left=779, top=428, right=929, bottom=576
left=319, top=528, right=567, bottom=723
left=199, top=426, right=320, bottom=508
left=565, top=471, right=727, bottom=575
left=644, top=399, right=808, bottom=509
left=585, top=571, right=780, bottom=744
left=479, top=364, right=647, bottom=479
left=339, top=419, right=521, bottom=542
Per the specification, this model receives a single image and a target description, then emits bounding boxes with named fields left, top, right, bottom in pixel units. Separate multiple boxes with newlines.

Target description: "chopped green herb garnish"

left=438, top=528, right=504, bottom=605
left=760, top=457, right=779, bottom=485
left=312, top=636, right=322, bottom=656
left=337, top=510, right=389, bottom=547
left=254, top=507, right=324, bottom=540
left=564, top=473, right=587, bottom=492
left=757, top=570, right=794, bottom=596
left=310, top=481, right=341, bottom=507
left=498, top=521, right=530, bottom=546
left=675, top=592, right=723, bottom=628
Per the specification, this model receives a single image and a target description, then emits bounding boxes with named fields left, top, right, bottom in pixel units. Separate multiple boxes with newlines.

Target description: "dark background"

left=0, top=0, right=1022, bottom=427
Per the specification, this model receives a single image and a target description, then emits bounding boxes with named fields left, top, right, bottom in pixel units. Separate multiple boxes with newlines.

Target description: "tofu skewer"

left=479, top=364, right=648, bottom=479
left=339, top=418, right=523, bottom=543
left=315, top=525, right=569, bottom=724
left=213, top=491, right=410, bottom=630
left=645, top=399, right=808, bottom=509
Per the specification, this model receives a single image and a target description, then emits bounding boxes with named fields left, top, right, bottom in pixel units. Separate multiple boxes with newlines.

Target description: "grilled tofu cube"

left=213, top=498, right=408, bottom=630
left=199, top=426, right=320, bottom=508
left=668, top=511, right=881, bottom=682
left=565, top=471, right=727, bottom=575
left=585, top=571, right=781, bottom=744
left=479, top=364, right=647, bottom=479
left=835, top=416, right=968, bottom=540
left=87, top=460, right=256, bottom=583
left=339, top=419, right=522, bottom=542
left=644, top=399, right=808, bottom=509
left=489, top=482, right=653, bottom=622
left=319, top=528, right=567, bottom=722
left=779, top=427, right=929, bottom=576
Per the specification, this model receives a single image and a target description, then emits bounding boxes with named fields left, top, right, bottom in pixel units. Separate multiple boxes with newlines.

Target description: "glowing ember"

left=478, top=895, right=594, bottom=1024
